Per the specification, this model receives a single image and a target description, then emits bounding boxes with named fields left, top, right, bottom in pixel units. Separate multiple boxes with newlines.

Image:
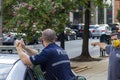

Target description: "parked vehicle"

left=70, top=24, right=84, bottom=38
left=2, top=32, right=40, bottom=45
left=89, top=24, right=99, bottom=39
left=0, top=52, right=86, bottom=80
left=108, top=23, right=119, bottom=33
left=70, top=24, right=91, bottom=38
left=92, top=24, right=112, bottom=38
left=2, top=33, right=16, bottom=45
left=64, top=27, right=76, bottom=40
left=57, top=27, right=76, bottom=41
left=0, top=53, right=45, bottom=80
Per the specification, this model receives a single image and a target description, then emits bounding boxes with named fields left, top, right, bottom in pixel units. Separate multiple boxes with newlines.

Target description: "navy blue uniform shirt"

left=30, top=42, right=75, bottom=80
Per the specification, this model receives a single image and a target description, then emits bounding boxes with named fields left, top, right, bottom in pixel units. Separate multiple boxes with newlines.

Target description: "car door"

left=24, top=68, right=35, bottom=80
left=24, top=66, right=45, bottom=80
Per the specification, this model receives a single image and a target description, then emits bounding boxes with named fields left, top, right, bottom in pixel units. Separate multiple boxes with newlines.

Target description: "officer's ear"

left=40, top=37, right=43, bottom=43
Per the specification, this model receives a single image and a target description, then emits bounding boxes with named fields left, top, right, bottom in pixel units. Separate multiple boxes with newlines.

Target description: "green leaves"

left=3, top=0, right=105, bottom=41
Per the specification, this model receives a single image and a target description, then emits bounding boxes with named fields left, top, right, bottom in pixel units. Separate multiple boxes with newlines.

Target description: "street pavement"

left=34, top=39, right=100, bottom=58
left=71, top=56, right=109, bottom=80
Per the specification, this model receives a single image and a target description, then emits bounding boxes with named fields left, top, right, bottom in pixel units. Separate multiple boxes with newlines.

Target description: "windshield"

left=70, top=24, right=84, bottom=30
left=70, top=25, right=79, bottom=29
left=89, top=25, right=98, bottom=29
left=0, top=64, right=13, bottom=80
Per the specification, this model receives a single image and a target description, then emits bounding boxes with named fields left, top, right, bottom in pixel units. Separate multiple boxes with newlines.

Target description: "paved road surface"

left=33, top=39, right=100, bottom=59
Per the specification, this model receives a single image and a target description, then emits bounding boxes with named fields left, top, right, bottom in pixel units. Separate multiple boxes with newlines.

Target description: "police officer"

left=15, top=28, right=75, bottom=80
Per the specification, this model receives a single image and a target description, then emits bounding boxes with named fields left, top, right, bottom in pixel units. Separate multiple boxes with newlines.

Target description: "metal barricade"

left=0, top=45, right=40, bottom=54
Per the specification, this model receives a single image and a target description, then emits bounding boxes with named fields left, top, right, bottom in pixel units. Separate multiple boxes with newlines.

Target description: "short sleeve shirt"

left=106, top=45, right=120, bottom=80
left=30, top=43, right=75, bottom=80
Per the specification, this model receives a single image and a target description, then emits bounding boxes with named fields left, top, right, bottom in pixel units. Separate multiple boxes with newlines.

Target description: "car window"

left=89, top=25, right=98, bottom=29
left=70, top=24, right=84, bottom=30
left=0, top=64, right=13, bottom=80
left=106, top=27, right=111, bottom=31
left=97, top=26, right=104, bottom=29
left=70, top=25, right=79, bottom=29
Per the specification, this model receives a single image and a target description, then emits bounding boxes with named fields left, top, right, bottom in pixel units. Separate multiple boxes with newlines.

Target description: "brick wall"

left=114, top=0, right=120, bottom=22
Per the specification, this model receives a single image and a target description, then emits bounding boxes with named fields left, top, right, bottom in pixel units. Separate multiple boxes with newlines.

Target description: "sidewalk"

left=71, top=57, right=109, bottom=80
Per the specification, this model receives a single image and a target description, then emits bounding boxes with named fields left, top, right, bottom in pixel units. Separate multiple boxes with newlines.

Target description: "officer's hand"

left=111, top=35, right=118, bottom=40
left=20, top=39, right=26, bottom=49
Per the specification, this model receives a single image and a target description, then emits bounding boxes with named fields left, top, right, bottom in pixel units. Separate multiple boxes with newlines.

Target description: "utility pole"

left=0, top=0, right=2, bottom=45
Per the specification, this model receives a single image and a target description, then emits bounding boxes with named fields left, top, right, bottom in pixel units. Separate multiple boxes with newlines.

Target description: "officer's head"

left=41, top=29, right=57, bottom=47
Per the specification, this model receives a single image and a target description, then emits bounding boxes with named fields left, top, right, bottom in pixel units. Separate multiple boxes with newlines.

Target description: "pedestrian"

left=99, top=33, right=111, bottom=56
left=91, top=34, right=120, bottom=80
left=15, top=28, right=75, bottom=80
left=99, top=33, right=107, bottom=56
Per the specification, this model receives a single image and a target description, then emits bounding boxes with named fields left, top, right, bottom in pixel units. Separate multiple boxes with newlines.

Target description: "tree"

left=0, top=0, right=2, bottom=45
left=81, top=0, right=91, bottom=59
left=3, top=0, right=104, bottom=60
left=3, top=0, right=81, bottom=47
left=71, top=0, right=105, bottom=61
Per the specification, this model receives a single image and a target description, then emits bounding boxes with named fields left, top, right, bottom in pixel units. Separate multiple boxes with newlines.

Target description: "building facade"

left=114, top=0, right=120, bottom=22
left=94, top=0, right=120, bottom=24
left=70, top=0, right=120, bottom=25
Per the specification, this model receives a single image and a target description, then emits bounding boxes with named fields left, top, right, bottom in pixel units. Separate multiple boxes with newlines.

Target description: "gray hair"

left=42, top=29, right=56, bottom=42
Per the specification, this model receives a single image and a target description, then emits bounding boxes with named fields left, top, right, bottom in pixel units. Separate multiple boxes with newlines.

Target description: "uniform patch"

left=56, top=49, right=67, bottom=55
left=31, top=55, right=36, bottom=61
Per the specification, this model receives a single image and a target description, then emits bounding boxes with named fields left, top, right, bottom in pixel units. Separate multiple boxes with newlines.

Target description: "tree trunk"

left=80, top=1, right=91, bottom=58
left=0, top=0, right=2, bottom=45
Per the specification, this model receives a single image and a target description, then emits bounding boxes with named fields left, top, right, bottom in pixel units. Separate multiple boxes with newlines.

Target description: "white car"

left=0, top=54, right=45, bottom=80
left=89, top=24, right=99, bottom=39
left=2, top=33, right=16, bottom=45
left=0, top=53, right=86, bottom=80
left=92, top=24, right=112, bottom=38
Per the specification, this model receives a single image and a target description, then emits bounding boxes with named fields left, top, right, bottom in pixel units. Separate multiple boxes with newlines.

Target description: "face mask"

left=112, top=40, right=120, bottom=47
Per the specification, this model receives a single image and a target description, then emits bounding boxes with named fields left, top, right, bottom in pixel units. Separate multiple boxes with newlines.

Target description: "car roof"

left=0, top=54, right=22, bottom=80
left=89, top=25, right=99, bottom=28
left=0, top=54, right=19, bottom=64
left=99, top=24, right=109, bottom=27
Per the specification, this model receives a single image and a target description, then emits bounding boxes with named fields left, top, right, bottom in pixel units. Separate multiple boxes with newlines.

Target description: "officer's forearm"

left=17, top=48, right=33, bottom=66
left=24, top=46, right=38, bottom=55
